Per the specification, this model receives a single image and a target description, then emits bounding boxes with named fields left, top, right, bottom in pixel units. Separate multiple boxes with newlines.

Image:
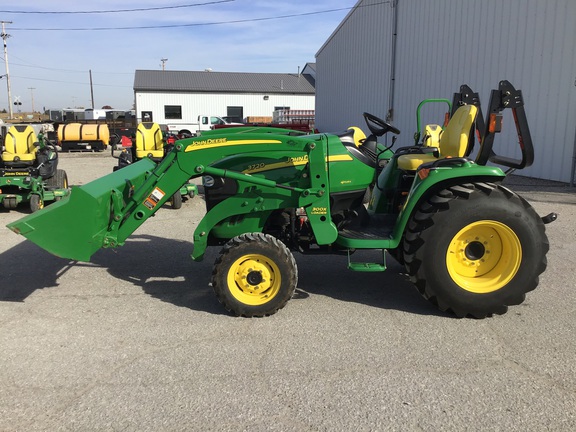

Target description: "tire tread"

left=212, top=233, right=298, bottom=317
left=403, top=182, right=548, bottom=318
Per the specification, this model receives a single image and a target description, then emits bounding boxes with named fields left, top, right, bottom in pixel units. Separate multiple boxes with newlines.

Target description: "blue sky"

left=0, top=0, right=357, bottom=112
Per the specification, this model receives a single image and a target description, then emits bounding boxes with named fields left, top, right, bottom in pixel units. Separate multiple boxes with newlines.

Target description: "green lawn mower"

left=8, top=81, right=556, bottom=318
left=1, top=125, right=69, bottom=212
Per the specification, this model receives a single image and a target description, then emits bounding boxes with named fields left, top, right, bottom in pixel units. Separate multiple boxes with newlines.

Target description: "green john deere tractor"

left=7, top=81, right=556, bottom=318
left=1, top=124, right=69, bottom=212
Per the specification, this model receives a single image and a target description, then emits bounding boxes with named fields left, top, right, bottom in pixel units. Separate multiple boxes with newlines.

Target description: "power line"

left=0, top=1, right=234, bottom=15
left=2, top=54, right=89, bottom=73
left=7, top=58, right=133, bottom=75
left=10, top=3, right=390, bottom=31
left=9, top=74, right=132, bottom=88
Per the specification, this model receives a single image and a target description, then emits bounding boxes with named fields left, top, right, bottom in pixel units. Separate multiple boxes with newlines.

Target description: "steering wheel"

left=363, top=112, right=401, bottom=136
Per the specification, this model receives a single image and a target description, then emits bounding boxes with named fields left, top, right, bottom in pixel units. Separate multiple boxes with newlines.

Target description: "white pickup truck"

left=166, top=115, right=242, bottom=136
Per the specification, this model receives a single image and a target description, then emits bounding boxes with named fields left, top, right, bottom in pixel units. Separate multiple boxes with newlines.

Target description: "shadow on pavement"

left=1, top=234, right=445, bottom=317
left=91, top=235, right=226, bottom=315
left=294, top=250, right=446, bottom=317
left=95, top=236, right=445, bottom=317
left=0, top=241, right=74, bottom=301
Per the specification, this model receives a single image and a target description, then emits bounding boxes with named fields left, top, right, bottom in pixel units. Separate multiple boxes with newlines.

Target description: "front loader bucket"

left=7, top=158, right=157, bottom=262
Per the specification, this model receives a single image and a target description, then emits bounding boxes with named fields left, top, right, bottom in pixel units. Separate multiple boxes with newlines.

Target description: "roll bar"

left=475, top=80, right=534, bottom=170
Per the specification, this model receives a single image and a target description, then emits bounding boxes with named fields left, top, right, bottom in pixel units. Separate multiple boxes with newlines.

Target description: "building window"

left=274, top=106, right=290, bottom=111
left=164, top=105, right=182, bottom=120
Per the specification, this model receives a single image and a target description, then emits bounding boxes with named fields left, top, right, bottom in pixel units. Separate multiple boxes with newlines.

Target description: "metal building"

left=315, top=0, right=576, bottom=183
left=133, top=67, right=315, bottom=127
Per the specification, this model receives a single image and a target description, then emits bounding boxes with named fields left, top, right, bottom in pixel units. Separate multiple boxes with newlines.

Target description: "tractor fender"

left=391, top=162, right=506, bottom=245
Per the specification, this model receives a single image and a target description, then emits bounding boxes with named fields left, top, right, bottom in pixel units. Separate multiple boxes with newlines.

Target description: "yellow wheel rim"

left=227, top=254, right=281, bottom=306
left=446, top=220, right=521, bottom=294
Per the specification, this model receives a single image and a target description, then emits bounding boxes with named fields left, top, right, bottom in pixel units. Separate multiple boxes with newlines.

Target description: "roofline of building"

left=133, top=68, right=315, bottom=78
left=133, top=89, right=315, bottom=95
left=315, top=0, right=363, bottom=58
left=133, top=68, right=316, bottom=94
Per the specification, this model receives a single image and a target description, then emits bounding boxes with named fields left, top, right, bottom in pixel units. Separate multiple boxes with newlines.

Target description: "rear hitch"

left=542, top=213, right=558, bottom=224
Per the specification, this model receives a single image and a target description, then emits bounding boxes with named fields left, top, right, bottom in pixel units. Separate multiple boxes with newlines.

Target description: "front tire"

left=212, top=233, right=298, bottom=317
left=403, top=182, right=549, bottom=318
left=170, top=190, right=183, bottom=209
left=30, top=194, right=44, bottom=212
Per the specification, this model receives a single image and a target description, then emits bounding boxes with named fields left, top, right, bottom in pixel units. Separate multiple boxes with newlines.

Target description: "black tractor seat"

left=336, top=128, right=377, bottom=168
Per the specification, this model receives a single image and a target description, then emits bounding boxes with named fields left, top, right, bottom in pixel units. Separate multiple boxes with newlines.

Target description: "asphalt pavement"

left=1, top=152, right=575, bottom=431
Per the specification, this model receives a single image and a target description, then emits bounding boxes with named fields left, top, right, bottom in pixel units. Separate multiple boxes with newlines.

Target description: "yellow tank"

left=57, top=123, right=110, bottom=151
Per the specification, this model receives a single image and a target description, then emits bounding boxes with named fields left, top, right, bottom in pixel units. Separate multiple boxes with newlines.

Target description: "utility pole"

left=160, top=58, right=168, bottom=71
left=28, top=87, right=36, bottom=112
left=1, top=20, right=13, bottom=119
left=89, top=69, right=94, bottom=109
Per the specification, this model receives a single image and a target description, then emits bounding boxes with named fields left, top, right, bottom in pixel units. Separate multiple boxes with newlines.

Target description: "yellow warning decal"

left=143, top=187, right=166, bottom=210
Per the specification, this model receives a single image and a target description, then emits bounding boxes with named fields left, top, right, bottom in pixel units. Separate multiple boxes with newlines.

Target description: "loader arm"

left=7, top=133, right=338, bottom=262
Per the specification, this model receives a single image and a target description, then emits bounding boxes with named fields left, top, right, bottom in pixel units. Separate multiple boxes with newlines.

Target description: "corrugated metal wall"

left=316, top=0, right=576, bottom=182
left=135, top=92, right=315, bottom=125
left=316, top=0, right=394, bottom=133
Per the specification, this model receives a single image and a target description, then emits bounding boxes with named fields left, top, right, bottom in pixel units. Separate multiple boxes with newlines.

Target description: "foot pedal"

left=347, top=249, right=387, bottom=272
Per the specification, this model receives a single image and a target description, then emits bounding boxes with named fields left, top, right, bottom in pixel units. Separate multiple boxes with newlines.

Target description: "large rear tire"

left=212, top=233, right=298, bottom=317
left=45, top=169, right=68, bottom=189
left=403, top=182, right=549, bottom=318
left=45, top=169, right=68, bottom=201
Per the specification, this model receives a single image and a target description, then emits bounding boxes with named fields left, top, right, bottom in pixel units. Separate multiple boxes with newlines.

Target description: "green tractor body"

left=7, top=81, right=555, bottom=318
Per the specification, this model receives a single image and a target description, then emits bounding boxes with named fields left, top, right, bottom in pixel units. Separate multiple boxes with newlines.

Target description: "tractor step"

left=339, top=224, right=394, bottom=240
left=348, top=262, right=387, bottom=272
left=338, top=213, right=396, bottom=249
left=347, top=249, right=387, bottom=272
